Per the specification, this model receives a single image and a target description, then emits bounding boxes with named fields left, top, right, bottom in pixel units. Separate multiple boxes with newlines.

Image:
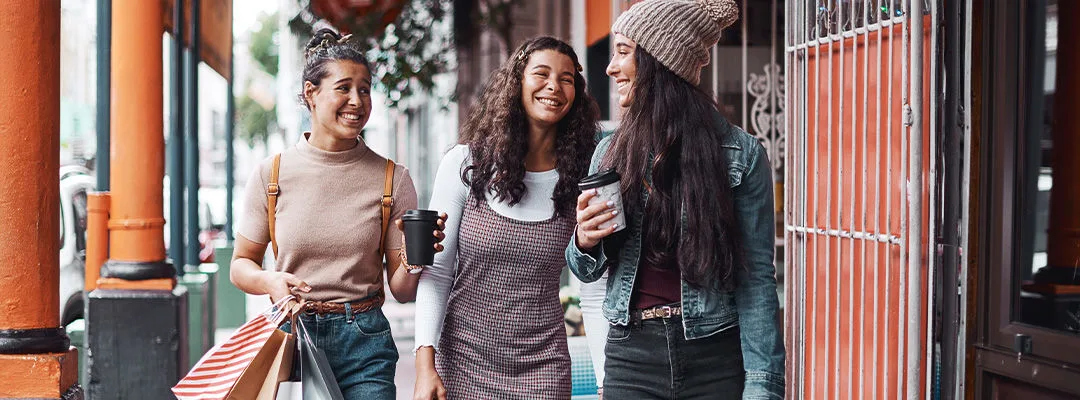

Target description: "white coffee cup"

left=578, top=169, right=626, bottom=232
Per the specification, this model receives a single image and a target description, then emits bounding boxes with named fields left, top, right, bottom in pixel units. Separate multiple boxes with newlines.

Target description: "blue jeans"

left=603, top=315, right=745, bottom=399
left=282, top=306, right=399, bottom=400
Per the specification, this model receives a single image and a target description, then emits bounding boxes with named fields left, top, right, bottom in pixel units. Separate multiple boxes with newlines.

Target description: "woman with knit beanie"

left=412, top=36, right=600, bottom=400
left=566, top=0, right=786, bottom=399
left=231, top=29, right=446, bottom=399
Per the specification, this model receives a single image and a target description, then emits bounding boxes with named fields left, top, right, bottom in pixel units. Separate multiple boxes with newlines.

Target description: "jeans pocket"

left=353, top=309, right=392, bottom=337
left=607, top=323, right=633, bottom=343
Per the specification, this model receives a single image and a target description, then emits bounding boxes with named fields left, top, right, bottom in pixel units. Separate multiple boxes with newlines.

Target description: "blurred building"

left=60, top=0, right=99, bottom=167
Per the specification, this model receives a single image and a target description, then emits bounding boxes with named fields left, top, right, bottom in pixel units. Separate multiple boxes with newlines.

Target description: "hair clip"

left=305, top=38, right=333, bottom=57
left=306, top=33, right=352, bottom=57
left=517, top=49, right=527, bottom=62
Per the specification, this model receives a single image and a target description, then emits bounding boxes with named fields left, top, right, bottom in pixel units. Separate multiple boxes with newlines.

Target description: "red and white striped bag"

left=172, top=296, right=299, bottom=400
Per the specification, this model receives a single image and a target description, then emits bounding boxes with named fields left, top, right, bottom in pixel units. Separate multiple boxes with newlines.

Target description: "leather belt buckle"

left=639, top=305, right=681, bottom=320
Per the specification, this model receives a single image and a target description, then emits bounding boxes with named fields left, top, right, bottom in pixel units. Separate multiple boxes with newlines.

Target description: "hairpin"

left=305, top=38, right=331, bottom=57
left=306, top=33, right=352, bottom=57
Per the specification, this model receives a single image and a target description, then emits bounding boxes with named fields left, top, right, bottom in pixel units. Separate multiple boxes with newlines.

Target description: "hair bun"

left=696, top=0, right=738, bottom=29
left=305, top=28, right=341, bottom=52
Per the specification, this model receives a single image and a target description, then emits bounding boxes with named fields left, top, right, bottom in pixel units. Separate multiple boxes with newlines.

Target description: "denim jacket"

left=566, top=123, right=786, bottom=399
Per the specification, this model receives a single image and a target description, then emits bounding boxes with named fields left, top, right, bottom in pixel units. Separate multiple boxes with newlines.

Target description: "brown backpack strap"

left=380, top=159, right=395, bottom=261
left=267, top=154, right=282, bottom=259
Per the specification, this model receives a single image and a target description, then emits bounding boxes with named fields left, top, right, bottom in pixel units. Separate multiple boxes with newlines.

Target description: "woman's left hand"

left=395, top=212, right=448, bottom=272
left=396, top=212, right=448, bottom=253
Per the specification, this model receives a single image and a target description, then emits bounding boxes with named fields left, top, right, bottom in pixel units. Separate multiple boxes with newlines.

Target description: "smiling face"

left=303, top=60, right=373, bottom=142
left=606, top=33, right=638, bottom=108
left=520, top=49, right=577, bottom=131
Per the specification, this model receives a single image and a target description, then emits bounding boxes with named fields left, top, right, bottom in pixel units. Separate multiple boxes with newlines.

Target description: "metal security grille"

left=783, top=1, right=939, bottom=399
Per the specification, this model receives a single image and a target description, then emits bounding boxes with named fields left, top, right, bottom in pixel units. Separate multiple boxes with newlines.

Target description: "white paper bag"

left=276, top=382, right=303, bottom=400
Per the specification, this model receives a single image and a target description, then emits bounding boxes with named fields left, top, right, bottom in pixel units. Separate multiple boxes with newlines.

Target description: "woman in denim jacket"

left=566, top=0, right=785, bottom=398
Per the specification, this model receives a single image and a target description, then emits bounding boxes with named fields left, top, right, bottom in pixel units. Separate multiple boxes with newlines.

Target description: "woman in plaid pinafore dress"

left=436, top=196, right=577, bottom=397
left=412, top=36, right=601, bottom=400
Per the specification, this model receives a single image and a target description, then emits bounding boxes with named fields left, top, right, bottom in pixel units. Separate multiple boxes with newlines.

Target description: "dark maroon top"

left=631, top=261, right=682, bottom=310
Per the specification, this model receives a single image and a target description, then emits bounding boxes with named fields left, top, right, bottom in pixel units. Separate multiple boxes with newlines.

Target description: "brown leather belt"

left=634, top=304, right=682, bottom=321
left=301, top=292, right=384, bottom=315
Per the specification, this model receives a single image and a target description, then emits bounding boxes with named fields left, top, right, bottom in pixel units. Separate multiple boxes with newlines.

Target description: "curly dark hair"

left=459, top=36, right=600, bottom=219
left=298, top=28, right=370, bottom=110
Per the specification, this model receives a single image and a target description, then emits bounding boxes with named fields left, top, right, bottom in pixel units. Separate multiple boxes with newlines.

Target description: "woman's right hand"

left=413, top=367, right=447, bottom=400
left=261, top=271, right=311, bottom=303
left=575, top=189, right=620, bottom=250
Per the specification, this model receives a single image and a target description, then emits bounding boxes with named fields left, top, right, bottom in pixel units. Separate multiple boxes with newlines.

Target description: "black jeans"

left=603, top=316, right=745, bottom=399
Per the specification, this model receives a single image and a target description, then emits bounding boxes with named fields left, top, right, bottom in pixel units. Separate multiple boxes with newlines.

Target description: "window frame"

left=977, top=0, right=1080, bottom=376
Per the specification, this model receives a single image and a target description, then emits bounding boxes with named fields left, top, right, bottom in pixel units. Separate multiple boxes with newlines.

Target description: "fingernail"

left=612, top=224, right=620, bottom=229
left=611, top=210, right=619, bottom=216
left=606, top=201, right=615, bottom=207
left=592, top=189, right=599, bottom=195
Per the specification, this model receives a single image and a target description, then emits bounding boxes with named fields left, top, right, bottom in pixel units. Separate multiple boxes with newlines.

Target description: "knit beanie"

left=612, top=0, right=738, bottom=85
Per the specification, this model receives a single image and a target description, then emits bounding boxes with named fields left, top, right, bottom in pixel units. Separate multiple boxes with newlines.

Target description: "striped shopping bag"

left=173, top=296, right=299, bottom=400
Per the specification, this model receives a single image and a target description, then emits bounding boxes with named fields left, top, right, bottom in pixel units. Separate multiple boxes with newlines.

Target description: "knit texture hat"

left=612, top=0, right=738, bottom=85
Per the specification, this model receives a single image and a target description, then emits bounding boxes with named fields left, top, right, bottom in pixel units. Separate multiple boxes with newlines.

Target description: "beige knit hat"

left=612, top=0, right=738, bottom=85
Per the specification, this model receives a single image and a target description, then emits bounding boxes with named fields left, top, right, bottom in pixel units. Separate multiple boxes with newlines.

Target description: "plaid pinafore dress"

left=436, top=196, right=575, bottom=399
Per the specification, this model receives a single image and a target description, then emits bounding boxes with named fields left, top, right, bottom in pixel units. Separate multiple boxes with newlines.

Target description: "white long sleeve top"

left=413, top=145, right=561, bottom=351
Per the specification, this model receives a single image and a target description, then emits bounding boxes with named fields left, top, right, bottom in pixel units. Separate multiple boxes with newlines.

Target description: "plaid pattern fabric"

left=436, top=197, right=575, bottom=399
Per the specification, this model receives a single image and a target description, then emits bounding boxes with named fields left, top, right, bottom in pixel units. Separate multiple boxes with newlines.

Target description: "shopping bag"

left=275, top=382, right=303, bottom=400
left=226, top=328, right=295, bottom=400
left=173, top=296, right=299, bottom=400
left=296, top=317, right=346, bottom=400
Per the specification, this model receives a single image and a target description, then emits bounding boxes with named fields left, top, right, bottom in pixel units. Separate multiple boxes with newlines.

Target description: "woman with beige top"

left=230, top=29, right=445, bottom=400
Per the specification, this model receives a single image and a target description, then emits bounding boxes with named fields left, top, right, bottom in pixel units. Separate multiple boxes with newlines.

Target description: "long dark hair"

left=602, top=46, right=742, bottom=289
left=298, top=29, right=371, bottom=110
left=460, top=36, right=600, bottom=218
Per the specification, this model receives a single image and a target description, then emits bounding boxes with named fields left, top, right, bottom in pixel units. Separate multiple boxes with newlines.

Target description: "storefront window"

left=1015, top=0, right=1077, bottom=335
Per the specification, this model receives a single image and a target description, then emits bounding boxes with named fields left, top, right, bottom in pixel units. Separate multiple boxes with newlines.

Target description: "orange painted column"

left=99, top=0, right=174, bottom=289
left=0, top=0, right=81, bottom=398
left=1044, top=0, right=1080, bottom=283
left=86, top=193, right=110, bottom=293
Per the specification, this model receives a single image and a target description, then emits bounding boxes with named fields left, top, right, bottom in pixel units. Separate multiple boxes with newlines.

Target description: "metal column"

left=96, top=0, right=111, bottom=191
left=225, top=46, right=235, bottom=242
left=170, top=0, right=186, bottom=268
left=185, top=0, right=201, bottom=270
left=905, top=0, right=926, bottom=398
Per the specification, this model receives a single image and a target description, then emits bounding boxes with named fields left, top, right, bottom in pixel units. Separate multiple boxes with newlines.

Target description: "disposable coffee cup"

left=401, top=209, right=440, bottom=270
left=578, top=169, right=626, bottom=233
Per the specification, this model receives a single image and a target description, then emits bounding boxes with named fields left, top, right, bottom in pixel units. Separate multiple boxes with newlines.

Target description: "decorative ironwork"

left=746, top=62, right=785, bottom=180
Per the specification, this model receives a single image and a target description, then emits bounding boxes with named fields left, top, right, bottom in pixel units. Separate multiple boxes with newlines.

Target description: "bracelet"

left=400, top=248, right=423, bottom=274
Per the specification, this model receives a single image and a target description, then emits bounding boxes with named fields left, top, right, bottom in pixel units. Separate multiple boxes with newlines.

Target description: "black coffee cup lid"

left=402, top=209, right=440, bottom=221
left=578, top=169, right=620, bottom=190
